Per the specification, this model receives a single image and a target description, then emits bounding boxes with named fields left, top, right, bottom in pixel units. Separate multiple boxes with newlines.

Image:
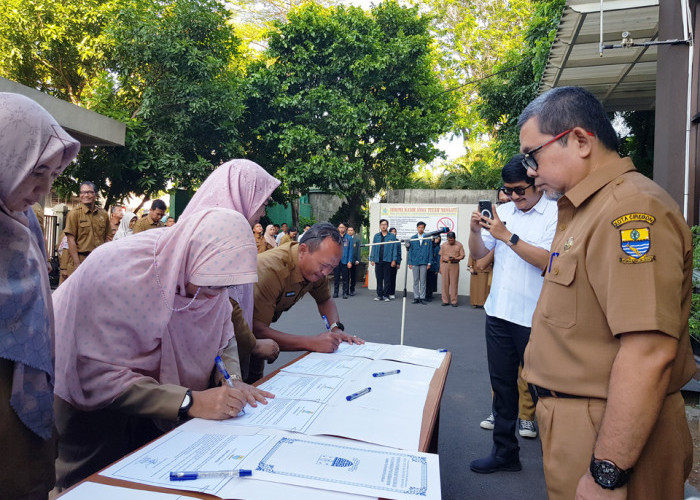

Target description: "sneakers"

left=373, top=296, right=381, bottom=301
left=383, top=296, right=390, bottom=302
left=480, top=413, right=495, bottom=430
left=518, top=419, right=537, bottom=438
left=389, top=295, right=395, bottom=300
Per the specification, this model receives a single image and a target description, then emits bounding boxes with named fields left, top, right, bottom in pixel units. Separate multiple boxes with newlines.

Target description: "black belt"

left=78, top=251, right=91, bottom=256
left=532, top=385, right=584, bottom=399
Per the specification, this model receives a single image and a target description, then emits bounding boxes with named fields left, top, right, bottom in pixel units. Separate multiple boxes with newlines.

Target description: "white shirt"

left=481, top=195, right=558, bottom=327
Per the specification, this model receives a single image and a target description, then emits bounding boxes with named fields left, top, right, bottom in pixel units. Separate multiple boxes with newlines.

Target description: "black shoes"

left=470, top=455, right=522, bottom=474
left=349, top=290, right=355, bottom=296
left=412, top=299, right=420, bottom=304
left=343, top=294, right=348, bottom=299
left=441, top=302, right=450, bottom=307
left=333, top=292, right=339, bottom=298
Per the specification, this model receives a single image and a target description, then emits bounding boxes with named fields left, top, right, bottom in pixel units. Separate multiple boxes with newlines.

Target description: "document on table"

left=58, top=482, right=199, bottom=499
left=219, top=398, right=325, bottom=433
left=100, top=430, right=274, bottom=494
left=257, top=372, right=345, bottom=402
left=281, top=353, right=370, bottom=377
left=226, top=435, right=441, bottom=500
left=332, top=342, right=447, bottom=369
left=99, top=427, right=374, bottom=500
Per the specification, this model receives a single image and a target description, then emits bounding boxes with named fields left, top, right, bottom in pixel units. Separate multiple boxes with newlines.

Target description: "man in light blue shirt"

left=407, top=221, right=432, bottom=304
left=467, top=155, right=558, bottom=474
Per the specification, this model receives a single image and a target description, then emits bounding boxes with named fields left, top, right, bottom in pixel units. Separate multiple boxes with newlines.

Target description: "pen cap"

left=239, top=469, right=253, bottom=477
left=170, top=472, right=198, bottom=481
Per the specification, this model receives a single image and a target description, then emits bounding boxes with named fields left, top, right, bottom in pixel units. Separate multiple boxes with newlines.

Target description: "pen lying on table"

left=170, top=469, right=252, bottom=481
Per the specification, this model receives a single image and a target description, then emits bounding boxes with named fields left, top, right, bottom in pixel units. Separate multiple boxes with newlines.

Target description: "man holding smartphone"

left=468, top=155, right=558, bottom=474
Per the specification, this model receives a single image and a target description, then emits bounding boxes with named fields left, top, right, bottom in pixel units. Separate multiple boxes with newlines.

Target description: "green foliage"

left=690, top=226, right=700, bottom=342
left=477, top=0, right=565, bottom=160
left=617, top=110, right=654, bottom=180
left=243, top=2, right=454, bottom=227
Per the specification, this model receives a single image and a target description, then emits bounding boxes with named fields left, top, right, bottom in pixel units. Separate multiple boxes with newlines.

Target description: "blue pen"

left=373, top=369, right=400, bottom=377
left=215, top=356, right=235, bottom=388
left=322, top=315, right=331, bottom=331
left=170, top=469, right=252, bottom=481
left=346, top=387, right=371, bottom=401
left=437, top=348, right=448, bottom=353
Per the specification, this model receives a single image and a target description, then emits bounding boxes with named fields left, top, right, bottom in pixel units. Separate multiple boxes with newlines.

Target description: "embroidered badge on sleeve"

left=619, top=228, right=655, bottom=264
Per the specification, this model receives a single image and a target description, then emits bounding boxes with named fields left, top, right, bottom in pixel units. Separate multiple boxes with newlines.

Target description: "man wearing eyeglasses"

left=245, top=222, right=365, bottom=383
left=518, top=87, right=696, bottom=500
left=468, top=155, right=558, bottom=475
left=61, top=181, right=111, bottom=284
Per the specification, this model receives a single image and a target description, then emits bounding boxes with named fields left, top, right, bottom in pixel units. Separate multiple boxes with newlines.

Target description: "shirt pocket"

left=540, top=258, right=577, bottom=329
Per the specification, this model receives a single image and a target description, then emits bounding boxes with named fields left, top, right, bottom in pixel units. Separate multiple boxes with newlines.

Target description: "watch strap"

left=178, top=389, right=193, bottom=420
left=590, top=455, right=633, bottom=490
left=330, top=322, right=344, bottom=331
left=508, top=233, right=519, bottom=247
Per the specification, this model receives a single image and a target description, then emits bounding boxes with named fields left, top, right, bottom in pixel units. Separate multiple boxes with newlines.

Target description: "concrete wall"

left=308, top=192, right=345, bottom=223
left=386, top=189, right=496, bottom=204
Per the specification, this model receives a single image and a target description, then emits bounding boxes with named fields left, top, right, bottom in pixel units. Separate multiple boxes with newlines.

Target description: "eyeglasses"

left=80, top=190, right=95, bottom=195
left=208, top=285, right=236, bottom=290
left=522, top=129, right=595, bottom=171
left=501, top=184, right=534, bottom=196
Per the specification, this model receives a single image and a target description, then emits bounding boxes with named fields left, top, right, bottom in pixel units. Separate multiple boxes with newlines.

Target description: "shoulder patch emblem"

left=611, top=213, right=655, bottom=228
left=619, top=227, right=655, bottom=264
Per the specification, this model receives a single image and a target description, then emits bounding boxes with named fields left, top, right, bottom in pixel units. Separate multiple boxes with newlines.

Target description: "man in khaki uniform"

left=438, top=231, right=464, bottom=306
left=132, top=199, right=166, bottom=234
left=61, top=181, right=110, bottom=284
left=245, top=223, right=364, bottom=383
left=519, top=86, right=696, bottom=499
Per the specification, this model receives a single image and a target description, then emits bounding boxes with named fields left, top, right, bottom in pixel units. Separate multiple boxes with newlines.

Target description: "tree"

left=0, top=0, right=246, bottom=207
left=243, top=2, right=455, bottom=227
left=477, top=0, right=566, bottom=159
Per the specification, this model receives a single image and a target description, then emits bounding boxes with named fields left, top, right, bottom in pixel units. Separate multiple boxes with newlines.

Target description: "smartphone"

left=478, top=200, right=493, bottom=219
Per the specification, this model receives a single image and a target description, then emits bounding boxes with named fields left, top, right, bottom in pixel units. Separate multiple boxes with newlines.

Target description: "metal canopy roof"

left=539, top=0, right=659, bottom=111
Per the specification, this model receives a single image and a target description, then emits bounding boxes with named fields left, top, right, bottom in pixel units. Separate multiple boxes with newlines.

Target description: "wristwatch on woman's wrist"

left=178, top=389, right=193, bottom=420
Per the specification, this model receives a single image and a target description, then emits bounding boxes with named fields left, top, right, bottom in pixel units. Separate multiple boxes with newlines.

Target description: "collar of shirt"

left=501, top=190, right=550, bottom=217
left=564, top=157, right=635, bottom=208
left=81, top=203, right=99, bottom=214
left=288, top=242, right=306, bottom=285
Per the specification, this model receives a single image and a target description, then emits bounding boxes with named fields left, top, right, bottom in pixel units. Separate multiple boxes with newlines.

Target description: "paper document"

left=258, top=372, right=345, bottom=402
left=221, top=398, right=325, bottom=433
left=58, top=482, right=198, bottom=499
left=101, top=430, right=274, bottom=494
left=333, top=341, right=390, bottom=358
left=379, top=345, right=446, bottom=369
left=245, top=436, right=441, bottom=500
left=281, top=353, right=370, bottom=377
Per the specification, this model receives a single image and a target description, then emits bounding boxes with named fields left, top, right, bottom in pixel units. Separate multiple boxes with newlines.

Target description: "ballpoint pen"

left=322, top=315, right=331, bottom=331
left=215, top=355, right=235, bottom=388
left=372, top=370, right=400, bottom=377
left=170, top=469, right=252, bottom=481
left=346, top=387, right=371, bottom=401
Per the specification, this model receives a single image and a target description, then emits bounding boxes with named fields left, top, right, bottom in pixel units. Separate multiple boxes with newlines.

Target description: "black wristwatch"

left=178, top=389, right=193, bottom=420
left=508, top=233, right=519, bottom=247
left=330, top=321, right=345, bottom=331
left=590, top=455, right=633, bottom=490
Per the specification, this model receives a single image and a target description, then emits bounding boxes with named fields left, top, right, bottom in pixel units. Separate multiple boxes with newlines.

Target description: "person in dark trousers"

left=332, top=222, right=353, bottom=299
left=425, top=234, right=441, bottom=302
left=347, top=226, right=362, bottom=296
left=386, top=227, right=401, bottom=299
left=369, top=219, right=398, bottom=302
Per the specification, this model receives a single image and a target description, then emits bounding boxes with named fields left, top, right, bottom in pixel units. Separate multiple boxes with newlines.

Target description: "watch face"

left=593, top=460, right=620, bottom=488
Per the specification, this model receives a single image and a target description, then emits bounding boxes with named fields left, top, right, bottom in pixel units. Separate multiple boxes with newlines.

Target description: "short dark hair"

left=79, top=181, right=96, bottom=192
left=151, top=199, right=167, bottom=211
left=273, top=224, right=280, bottom=229
left=388, top=227, right=396, bottom=233
left=167, top=216, right=175, bottom=221
left=304, top=224, right=311, bottom=230
left=299, top=222, right=342, bottom=252
left=338, top=222, right=347, bottom=228
left=501, top=154, right=533, bottom=185
left=416, top=221, right=426, bottom=227
left=289, top=226, right=298, bottom=233
left=379, top=218, right=388, bottom=225
left=447, top=231, right=456, bottom=239
left=518, top=86, right=619, bottom=151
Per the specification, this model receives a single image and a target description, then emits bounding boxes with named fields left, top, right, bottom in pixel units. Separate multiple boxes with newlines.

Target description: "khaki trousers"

left=58, top=253, right=87, bottom=285
left=536, top=391, right=692, bottom=500
left=440, top=262, right=459, bottom=304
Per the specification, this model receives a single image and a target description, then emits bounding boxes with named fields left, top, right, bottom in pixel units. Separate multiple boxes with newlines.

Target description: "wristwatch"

left=507, top=233, right=519, bottom=247
left=590, top=455, right=633, bottom=490
left=330, top=322, right=345, bottom=331
left=178, top=389, right=193, bottom=420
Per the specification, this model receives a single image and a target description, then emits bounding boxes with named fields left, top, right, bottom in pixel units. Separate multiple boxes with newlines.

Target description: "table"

left=58, top=350, right=451, bottom=499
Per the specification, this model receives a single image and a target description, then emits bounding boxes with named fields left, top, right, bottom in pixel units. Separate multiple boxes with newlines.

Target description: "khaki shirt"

left=254, top=242, right=331, bottom=325
left=439, top=241, right=465, bottom=262
left=523, top=157, right=696, bottom=398
left=132, top=216, right=164, bottom=234
left=63, top=204, right=111, bottom=253
left=254, top=233, right=268, bottom=254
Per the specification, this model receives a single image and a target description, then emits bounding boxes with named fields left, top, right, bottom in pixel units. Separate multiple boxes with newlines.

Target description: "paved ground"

left=267, top=285, right=548, bottom=500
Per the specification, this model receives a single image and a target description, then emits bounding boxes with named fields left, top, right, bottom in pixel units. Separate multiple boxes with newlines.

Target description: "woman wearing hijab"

left=264, top=224, right=278, bottom=250
left=179, top=159, right=281, bottom=380
left=112, top=211, right=138, bottom=240
left=52, top=208, right=273, bottom=489
left=0, top=93, right=80, bottom=499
